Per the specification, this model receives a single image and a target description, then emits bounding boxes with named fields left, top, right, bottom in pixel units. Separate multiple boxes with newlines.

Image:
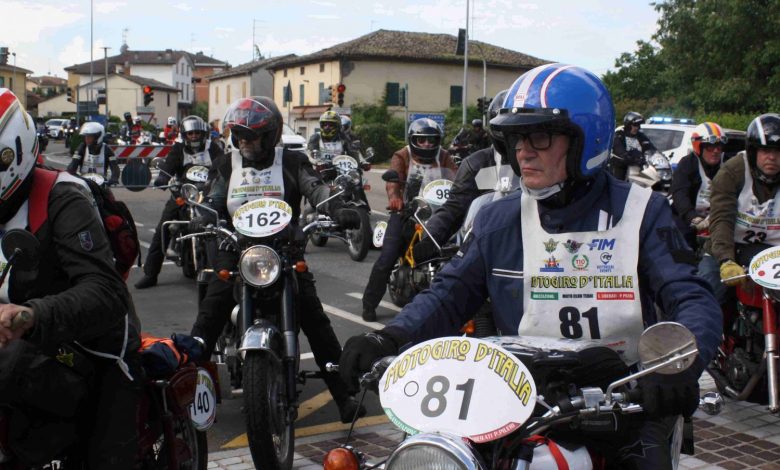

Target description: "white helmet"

left=167, top=116, right=177, bottom=126
left=79, top=121, right=105, bottom=144
left=0, top=88, right=37, bottom=203
left=134, top=117, right=142, bottom=124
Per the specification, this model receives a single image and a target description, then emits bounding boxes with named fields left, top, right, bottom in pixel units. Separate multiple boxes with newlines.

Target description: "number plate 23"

left=379, top=337, right=537, bottom=443
left=232, top=198, right=293, bottom=238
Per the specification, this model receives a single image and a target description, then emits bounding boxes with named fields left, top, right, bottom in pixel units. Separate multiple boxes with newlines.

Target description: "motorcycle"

left=708, top=244, right=780, bottom=412
left=35, top=124, right=49, bottom=155
left=177, top=189, right=339, bottom=469
left=378, top=170, right=456, bottom=307
left=325, top=322, right=713, bottom=470
left=447, top=127, right=472, bottom=166
left=625, top=150, right=672, bottom=194
left=303, top=148, right=375, bottom=262
left=0, top=229, right=215, bottom=469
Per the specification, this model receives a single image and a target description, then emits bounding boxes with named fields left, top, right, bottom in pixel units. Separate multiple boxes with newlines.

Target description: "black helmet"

left=407, top=118, right=442, bottom=163
left=472, top=119, right=483, bottom=128
left=623, top=111, right=644, bottom=131
left=180, top=115, right=209, bottom=152
left=123, top=112, right=132, bottom=121
left=746, top=113, right=780, bottom=169
left=487, top=89, right=509, bottom=156
left=223, top=96, right=283, bottom=162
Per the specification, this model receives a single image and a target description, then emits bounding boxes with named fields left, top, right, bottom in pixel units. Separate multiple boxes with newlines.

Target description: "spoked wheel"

left=243, top=351, right=294, bottom=470
left=142, top=414, right=208, bottom=469
left=346, top=209, right=372, bottom=261
left=388, top=263, right=414, bottom=307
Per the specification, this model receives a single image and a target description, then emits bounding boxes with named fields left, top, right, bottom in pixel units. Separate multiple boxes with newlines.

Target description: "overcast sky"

left=3, top=0, right=660, bottom=79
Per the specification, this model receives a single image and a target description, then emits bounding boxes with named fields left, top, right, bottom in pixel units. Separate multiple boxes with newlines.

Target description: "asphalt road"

left=43, top=140, right=398, bottom=452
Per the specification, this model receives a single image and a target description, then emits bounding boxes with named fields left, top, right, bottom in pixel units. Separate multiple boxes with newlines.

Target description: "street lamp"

left=11, top=52, right=16, bottom=95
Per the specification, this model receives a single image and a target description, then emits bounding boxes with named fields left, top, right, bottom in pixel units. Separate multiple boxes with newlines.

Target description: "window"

left=227, top=84, right=231, bottom=103
left=300, top=66, right=305, bottom=75
left=215, top=86, right=219, bottom=104
left=299, top=84, right=305, bottom=106
left=450, top=86, right=463, bottom=107
left=385, top=82, right=400, bottom=106
left=283, top=69, right=287, bottom=77
left=242, top=81, right=247, bottom=97
left=318, top=82, right=325, bottom=105
left=186, top=84, right=189, bottom=100
left=0, top=77, right=4, bottom=87
left=167, top=93, right=171, bottom=106
left=319, top=63, right=325, bottom=73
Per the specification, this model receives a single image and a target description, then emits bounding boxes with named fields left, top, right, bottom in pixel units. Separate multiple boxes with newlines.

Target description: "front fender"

left=238, top=319, right=282, bottom=360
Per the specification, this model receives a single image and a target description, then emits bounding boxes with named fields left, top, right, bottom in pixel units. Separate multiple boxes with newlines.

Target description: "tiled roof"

left=206, top=54, right=297, bottom=80
left=65, top=49, right=229, bottom=74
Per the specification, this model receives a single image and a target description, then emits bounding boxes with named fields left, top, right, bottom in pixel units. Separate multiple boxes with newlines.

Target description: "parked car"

left=281, top=123, right=306, bottom=152
left=45, top=118, right=70, bottom=139
left=641, top=118, right=746, bottom=169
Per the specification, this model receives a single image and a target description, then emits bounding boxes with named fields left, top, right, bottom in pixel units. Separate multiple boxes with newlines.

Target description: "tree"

left=191, top=101, right=208, bottom=121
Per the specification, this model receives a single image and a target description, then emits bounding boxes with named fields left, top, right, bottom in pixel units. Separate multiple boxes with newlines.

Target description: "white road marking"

left=130, top=261, right=174, bottom=268
left=321, top=303, right=385, bottom=329
left=372, top=210, right=389, bottom=218
left=139, top=240, right=150, bottom=248
left=346, top=292, right=401, bottom=312
left=135, top=222, right=145, bottom=227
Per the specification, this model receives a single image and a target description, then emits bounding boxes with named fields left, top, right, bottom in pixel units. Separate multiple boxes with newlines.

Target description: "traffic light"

left=336, top=83, right=346, bottom=107
left=66, top=87, right=73, bottom=103
left=97, top=88, right=106, bottom=105
left=0, top=47, right=7, bottom=66
left=143, top=85, right=154, bottom=106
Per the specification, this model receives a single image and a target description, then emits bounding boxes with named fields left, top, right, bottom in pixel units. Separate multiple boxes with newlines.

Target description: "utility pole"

left=10, top=52, right=16, bottom=96
left=461, top=0, right=469, bottom=126
left=89, top=0, right=94, bottom=102
left=102, top=47, right=111, bottom=118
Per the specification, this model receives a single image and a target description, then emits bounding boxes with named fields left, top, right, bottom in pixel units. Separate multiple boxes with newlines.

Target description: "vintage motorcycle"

left=325, top=322, right=710, bottom=470
left=708, top=244, right=780, bottom=412
left=377, top=170, right=456, bottom=307
left=0, top=229, right=215, bottom=469
left=304, top=148, right=375, bottom=261
left=178, top=188, right=340, bottom=469
left=625, top=150, right=672, bottom=194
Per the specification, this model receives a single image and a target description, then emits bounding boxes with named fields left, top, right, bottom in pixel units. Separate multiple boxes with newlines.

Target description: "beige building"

left=207, top=55, right=295, bottom=131
left=268, top=29, right=547, bottom=137
left=0, top=64, right=33, bottom=108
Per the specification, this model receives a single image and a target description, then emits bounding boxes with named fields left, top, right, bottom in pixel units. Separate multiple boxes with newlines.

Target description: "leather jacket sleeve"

left=387, top=149, right=407, bottom=202
left=708, top=155, right=746, bottom=262
left=670, top=154, right=700, bottom=224
left=295, top=152, right=331, bottom=209
left=24, top=183, right=132, bottom=349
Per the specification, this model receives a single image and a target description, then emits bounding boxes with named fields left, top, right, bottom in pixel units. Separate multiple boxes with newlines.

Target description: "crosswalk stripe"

left=345, top=292, right=402, bottom=312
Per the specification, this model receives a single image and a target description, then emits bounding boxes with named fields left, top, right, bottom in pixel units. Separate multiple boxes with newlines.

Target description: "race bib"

left=188, top=368, right=217, bottom=431
left=185, top=165, right=209, bottom=183
left=332, top=155, right=358, bottom=173
left=421, top=179, right=453, bottom=205
left=232, top=198, right=293, bottom=238
left=380, top=337, right=537, bottom=443
left=373, top=221, right=388, bottom=248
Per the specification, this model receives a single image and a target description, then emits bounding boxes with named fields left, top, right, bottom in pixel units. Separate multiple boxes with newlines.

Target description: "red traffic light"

left=336, top=84, right=346, bottom=93
left=143, top=85, right=152, bottom=94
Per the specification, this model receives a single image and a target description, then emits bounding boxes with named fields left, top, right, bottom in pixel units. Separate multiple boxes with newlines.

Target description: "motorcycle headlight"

left=239, top=246, right=281, bottom=287
left=649, top=153, right=671, bottom=170
left=386, top=433, right=484, bottom=470
left=347, top=169, right=361, bottom=185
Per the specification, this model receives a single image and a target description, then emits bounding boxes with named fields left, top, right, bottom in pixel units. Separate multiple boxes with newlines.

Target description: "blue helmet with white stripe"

left=490, top=64, right=615, bottom=180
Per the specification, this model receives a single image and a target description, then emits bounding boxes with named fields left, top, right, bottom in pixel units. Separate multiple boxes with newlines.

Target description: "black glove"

left=340, top=331, right=402, bottom=394
left=171, top=334, right=206, bottom=362
left=412, top=237, right=438, bottom=264
left=188, top=212, right=215, bottom=232
left=625, top=149, right=645, bottom=166
left=639, top=367, right=700, bottom=418
left=335, top=208, right=361, bottom=229
left=153, top=175, right=169, bottom=187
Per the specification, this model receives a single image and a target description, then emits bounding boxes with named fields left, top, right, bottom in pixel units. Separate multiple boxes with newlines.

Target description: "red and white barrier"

left=110, top=145, right=173, bottom=159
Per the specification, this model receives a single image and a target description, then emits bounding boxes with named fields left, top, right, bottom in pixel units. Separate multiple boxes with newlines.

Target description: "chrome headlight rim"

left=385, top=432, right=483, bottom=470
left=239, top=245, right=281, bottom=287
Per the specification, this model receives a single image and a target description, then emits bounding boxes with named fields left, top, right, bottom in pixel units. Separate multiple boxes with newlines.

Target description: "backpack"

left=29, top=167, right=141, bottom=280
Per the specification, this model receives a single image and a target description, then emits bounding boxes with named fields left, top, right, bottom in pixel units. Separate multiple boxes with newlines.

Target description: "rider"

left=341, top=65, right=721, bottom=470
left=468, top=118, right=491, bottom=151
left=0, top=88, right=141, bottom=467
left=135, top=115, right=225, bottom=289
left=66, top=122, right=121, bottom=185
left=709, top=113, right=780, bottom=288
left=163, top=116, right=179, bottom=144
left=412, top=89, right=516, bottom=263
left=307, top=110, right=359, bottom=162
left=360, top=118, right=457, bottom=321
left=188, top=96, right=364, bottom=422
left=610, top=111, right=657, bottom=180
left=341, top=115, right=358, bottom=148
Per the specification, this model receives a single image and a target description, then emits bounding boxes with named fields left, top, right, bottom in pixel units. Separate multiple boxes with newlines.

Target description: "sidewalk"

left=209, top=373, right=780, bottom=469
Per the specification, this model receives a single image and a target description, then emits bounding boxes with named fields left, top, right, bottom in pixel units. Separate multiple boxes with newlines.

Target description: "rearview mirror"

left=365, top=147, right=375, bottom=161
left=638, top=322, right=698, bottom=374
left=1, top=229, right=40, bottom=271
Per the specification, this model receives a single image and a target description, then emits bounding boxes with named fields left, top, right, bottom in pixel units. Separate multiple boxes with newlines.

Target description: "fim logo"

left=572, top=254, right=589, bottom=271
left=541, top=256, right=564, bottom=273
left=588, top=238, right=616, bottom=251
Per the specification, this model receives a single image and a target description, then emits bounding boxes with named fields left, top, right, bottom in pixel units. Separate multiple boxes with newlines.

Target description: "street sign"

left=136, top=106, right=154, bottom=114
left=77, top=101, right=98, bottom=114
left=85, top=115, right=107, bottom=126
left=409, top=113, right=445, bottom=129
left=331, top=106, right=352, bottom=115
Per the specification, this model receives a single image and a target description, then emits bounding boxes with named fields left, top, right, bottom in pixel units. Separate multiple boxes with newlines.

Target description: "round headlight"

left=347, top=169, right=361, bottom=185
left=386, top=433, right=483, bottom=470
left=239, top=246, right=281, bottom=287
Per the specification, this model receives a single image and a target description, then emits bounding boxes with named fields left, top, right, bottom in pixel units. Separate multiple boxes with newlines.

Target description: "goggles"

left=694, top=134, right=728, bottom=145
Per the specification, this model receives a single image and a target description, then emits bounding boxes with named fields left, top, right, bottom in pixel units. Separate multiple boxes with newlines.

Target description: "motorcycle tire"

left=181, top=239, right=197, bottom=279
left=143, top=413, right=208, bottom=469
left=243, top=351, right=294, bottom=470
left=346, top=209, right=372, bottom=262
left=388, top=263, right=414, bottom=307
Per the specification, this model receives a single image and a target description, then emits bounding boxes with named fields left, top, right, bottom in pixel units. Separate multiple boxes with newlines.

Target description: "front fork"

left=762, top=294, right=780, bottom=412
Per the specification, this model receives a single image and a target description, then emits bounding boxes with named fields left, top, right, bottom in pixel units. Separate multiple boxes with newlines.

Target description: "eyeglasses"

left=694, top=135, right=728, bottom=145
left=514, top=131, right=555, bottom=151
